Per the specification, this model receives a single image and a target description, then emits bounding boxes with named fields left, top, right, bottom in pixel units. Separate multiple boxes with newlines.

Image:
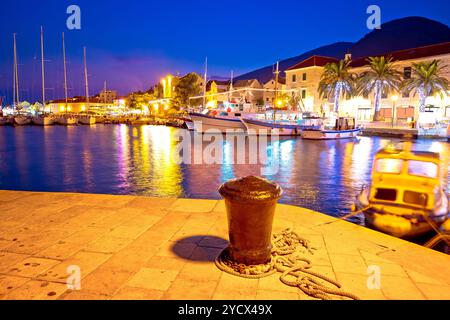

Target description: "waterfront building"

left=205, top=80, right=230, bottom=108
left=284, top=42, right=450, bottom=123
left=262, top=77, right=286, bottom=108
left=285, top=56, right=339, bottom=114
left=230, top=79, right=263, bottom=106
left=46, top=96, right=111, bottom=113
left=98, top=90, right=118, bottom=104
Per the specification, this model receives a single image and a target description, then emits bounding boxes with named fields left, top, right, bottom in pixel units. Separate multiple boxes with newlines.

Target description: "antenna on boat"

left=83, top=46, right=90, bottom=111
left=62, top=32, right=69, bottom=110
left=40, top=26, right=46, bottom=113
left=202, top=57, right=207, bottom=109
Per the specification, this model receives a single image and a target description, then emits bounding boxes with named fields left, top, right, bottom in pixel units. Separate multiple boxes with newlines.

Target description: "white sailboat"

left=33, top=26, right=54, bottom=126
left=55, top=33, right=77, bottom=126
left=78, top=46, right=95, bottom=125
left=12, top=33, right=31, bottom=126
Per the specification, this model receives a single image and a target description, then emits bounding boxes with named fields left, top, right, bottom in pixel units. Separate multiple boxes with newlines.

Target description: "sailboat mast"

left=12, top=40, right=16, bottom=110
left=13, top=33, right=20, bottom=109
left=202, top=57, right=207, bottom=109
left=229, top=70, right=233, bottom=102
left=274, top=61, right=279, bottom=104
left=104, top=80, right=107, bottom=104
left=83, top=47, right=89, bottom=110
left=273, top=61, right=280, bottom=122
left=62, top=32, right=68, bottom=106
left=40, top=26, right=46, bottom=112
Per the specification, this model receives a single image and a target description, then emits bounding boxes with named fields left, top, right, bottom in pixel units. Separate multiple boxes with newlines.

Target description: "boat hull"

left=355, top=188, right=449, bottom=238
left=0, top=117, right=11, bottom=125
left=32, top=116, right=54, bottom=126
left=242, top=118, right=301, bottom=136
left=301, top=128, right=361, bottom=140
left=56, top=117, right=78, bottom=125
left=78, top=116, right=96, bottom=125
left=14, top=117, right=31, bottom=126
left=189, top=113, right=246, bottom=133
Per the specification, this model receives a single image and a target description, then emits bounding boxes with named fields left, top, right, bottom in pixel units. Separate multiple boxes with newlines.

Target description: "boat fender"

left=441, top=219, right=450, bottom=234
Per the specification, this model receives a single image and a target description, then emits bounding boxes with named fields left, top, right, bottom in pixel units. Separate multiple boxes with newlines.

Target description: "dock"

left=0, top=190, right=449, bottom=300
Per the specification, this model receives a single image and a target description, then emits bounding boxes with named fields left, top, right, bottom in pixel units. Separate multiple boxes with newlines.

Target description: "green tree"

left=357, top=56, right=402, bottom=121
left=318, top=59, right=355, bottom=114
left=403, top=59, right=449, bottom=114
left=173, top=73, right=202, bottom=110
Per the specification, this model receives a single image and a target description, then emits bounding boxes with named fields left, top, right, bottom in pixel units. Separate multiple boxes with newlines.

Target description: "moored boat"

left=55, top=115, right=78, bottom=125
left=78, top=115, right=96, bottom=125
left=301, top=117, right=360, bottom=140
left=32, top=115, right=54, bottom=126
left=0, top=116, right=12, bottom=125
left=354, top=146, right=449, bottom=238
left=189, top=111, right=247, bottom=133
left=242, top=117, right=302, bottom=136
left=14, top=115, right=31, bottom=126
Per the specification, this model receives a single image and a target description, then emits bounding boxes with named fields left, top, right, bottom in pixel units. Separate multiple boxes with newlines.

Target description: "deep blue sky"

left=1, top=0, right=449, bottom=104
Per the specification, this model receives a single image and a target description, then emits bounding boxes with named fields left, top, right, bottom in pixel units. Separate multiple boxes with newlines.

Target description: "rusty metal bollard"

left=218, top=176, right=283, bottom=265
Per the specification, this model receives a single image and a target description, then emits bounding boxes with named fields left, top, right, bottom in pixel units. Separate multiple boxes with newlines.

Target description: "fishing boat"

left=354, top=146, right=449, bottom=238
left=189, top=110, right=247, bottom=133
left=301, top=117, right=360, bottom=140
left=179, top=115, right=194, bottom=130
left=242, top=112, right=322, bottom=136
left=241, top=117, right=301, bottom=136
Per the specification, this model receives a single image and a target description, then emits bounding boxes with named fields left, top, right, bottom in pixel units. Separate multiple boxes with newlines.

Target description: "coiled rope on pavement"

left=215, top=228, right=360, bottom=300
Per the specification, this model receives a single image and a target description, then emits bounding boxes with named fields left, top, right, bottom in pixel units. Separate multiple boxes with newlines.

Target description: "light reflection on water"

left=0, top=125, right=449, bottom=218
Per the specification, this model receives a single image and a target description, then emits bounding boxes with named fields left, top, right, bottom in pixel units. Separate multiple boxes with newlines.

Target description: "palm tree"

left=318, top=59, right=355, bottom=114
left=403, top=60, right=449, bottom=113
left=357, top=56, right=403, bottom=121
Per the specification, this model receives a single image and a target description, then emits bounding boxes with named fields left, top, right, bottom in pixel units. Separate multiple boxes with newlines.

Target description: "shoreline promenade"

left=0, top=190, right=449, bottom=300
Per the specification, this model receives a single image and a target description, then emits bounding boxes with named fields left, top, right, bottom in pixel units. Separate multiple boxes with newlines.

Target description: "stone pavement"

left=0, top=190, right=449, bottom=300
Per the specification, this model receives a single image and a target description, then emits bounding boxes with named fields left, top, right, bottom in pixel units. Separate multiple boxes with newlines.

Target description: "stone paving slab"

left=0, top=190, right=449, bottom=300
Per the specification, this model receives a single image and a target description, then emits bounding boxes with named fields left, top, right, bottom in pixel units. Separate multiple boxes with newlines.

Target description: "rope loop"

left=215, top=228, right=360, bottom=300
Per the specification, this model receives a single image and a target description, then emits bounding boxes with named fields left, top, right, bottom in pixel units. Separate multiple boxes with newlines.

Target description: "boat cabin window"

left=403, top=191, right=428, bottom=207
left=234, top=113, right=242, bottom=117
left=407, top=160, right=438, bottom=178
left=374, top=188, right=397, bottom=201
left=375, top=158, right=403, bottom=174
left=219, top=112, right=228, bottom=116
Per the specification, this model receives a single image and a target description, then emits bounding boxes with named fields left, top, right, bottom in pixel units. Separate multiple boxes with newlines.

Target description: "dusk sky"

left=1, top=0, right=449, bottom=104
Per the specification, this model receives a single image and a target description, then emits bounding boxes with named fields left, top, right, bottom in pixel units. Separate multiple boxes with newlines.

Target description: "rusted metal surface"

left=219, top=176, right=282, bottom=265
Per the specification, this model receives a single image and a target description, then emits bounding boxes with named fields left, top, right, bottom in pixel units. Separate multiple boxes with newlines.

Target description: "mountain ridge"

left=235, top=17, right=450, bottom=83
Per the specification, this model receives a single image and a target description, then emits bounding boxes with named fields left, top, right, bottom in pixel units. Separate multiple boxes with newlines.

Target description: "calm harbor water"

left=0, top=125, right=449, bottom=221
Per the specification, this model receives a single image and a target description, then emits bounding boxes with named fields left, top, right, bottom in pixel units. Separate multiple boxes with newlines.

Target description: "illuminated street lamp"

left=391, top=94, right=398, bottom=127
